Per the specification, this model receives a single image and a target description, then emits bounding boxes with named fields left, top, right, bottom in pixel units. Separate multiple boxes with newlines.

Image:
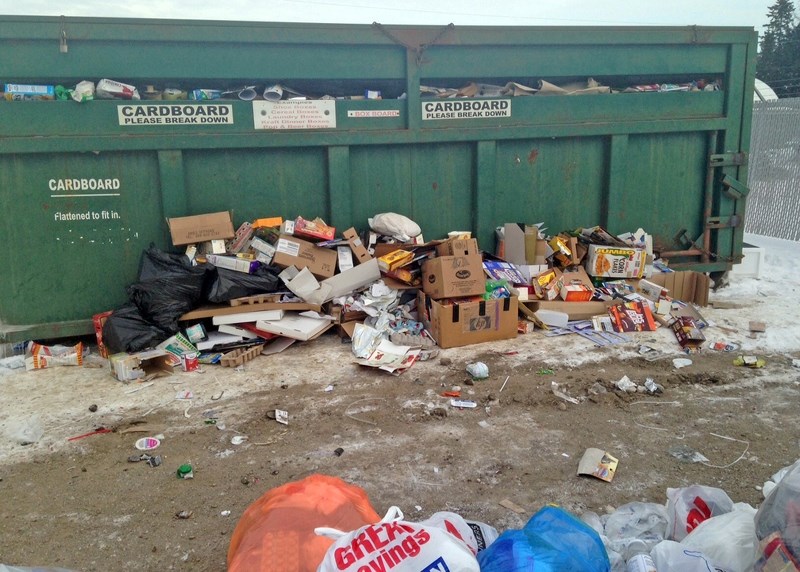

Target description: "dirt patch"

left=1, top=340, right=798, bottom=571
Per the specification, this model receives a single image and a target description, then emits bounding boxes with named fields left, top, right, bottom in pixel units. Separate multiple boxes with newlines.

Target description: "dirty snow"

left=0, top=233, right=798, bottom=465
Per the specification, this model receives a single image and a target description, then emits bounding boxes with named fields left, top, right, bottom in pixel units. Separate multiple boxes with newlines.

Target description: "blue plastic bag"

left=477, top=506, right=610, bottom=572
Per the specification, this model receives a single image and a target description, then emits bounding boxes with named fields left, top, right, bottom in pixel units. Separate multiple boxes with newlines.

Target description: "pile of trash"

left=223, top=458, right=800, bottom=572
left=2, top=76, right=721, bottom=103
left=3, top=209, right=745, bottom=382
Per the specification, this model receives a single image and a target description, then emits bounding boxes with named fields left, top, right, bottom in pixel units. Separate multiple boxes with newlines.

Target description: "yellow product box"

left=378, top=249, right=414, bottom=272
left=585, top=245, right=646, bottom=279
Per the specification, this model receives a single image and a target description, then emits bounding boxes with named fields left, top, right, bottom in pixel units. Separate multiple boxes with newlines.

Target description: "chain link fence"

left=746, top=99, right=800, bottom=241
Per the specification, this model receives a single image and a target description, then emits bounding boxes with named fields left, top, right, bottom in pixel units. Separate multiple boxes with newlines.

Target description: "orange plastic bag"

left=227, top=474, right=380, bottom=572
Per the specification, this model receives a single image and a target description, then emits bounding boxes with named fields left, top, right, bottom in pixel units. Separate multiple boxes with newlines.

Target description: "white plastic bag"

left=651, top=540, right=730, bottom=572
left=316, top=506, right=479, bottom=572
left=665, top=485, right=734, bottom=541
left=680, top=503, right=757, bottom=572
left=368, top=213, right=421, bottom=242
left=603, top=502, right=668, bottom=553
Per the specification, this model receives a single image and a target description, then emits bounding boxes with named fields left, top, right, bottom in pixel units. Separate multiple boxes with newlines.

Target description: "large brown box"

left=418, top=291, right=518, bottom=348
left=272, top=234, right=337, bottom=278
left=421, top=254, right=485, bottom=300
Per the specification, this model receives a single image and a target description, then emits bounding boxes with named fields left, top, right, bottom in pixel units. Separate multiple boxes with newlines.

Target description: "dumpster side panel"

left=493, top=137, right=607, bottom=234
left=0, top=152, right=162, bottom=328
left=182, top=148, right=329, bottom=223
left=349, top=144, right=475, bottom=239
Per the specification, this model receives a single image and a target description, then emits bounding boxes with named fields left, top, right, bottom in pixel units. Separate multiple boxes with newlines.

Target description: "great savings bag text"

left=316, top=507, right=480, bottom=572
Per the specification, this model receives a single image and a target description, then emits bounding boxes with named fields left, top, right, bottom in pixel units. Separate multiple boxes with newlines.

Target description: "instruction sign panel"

left=422, top=99, right=511, bottom=120
left=117, top=104, right=234, bottom=126
left=253, top=100, right=336, bottom=130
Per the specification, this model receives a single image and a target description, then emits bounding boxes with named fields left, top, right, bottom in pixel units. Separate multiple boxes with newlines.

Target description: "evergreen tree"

left=759, top=0, right=799, bottom=97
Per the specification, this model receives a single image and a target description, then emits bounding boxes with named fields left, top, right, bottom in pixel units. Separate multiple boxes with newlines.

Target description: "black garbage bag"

left=127, top=245, right=209, bottom=333
left=102, top=303, right=170, bottom=354
left=204, top=265, right=282, bottom=304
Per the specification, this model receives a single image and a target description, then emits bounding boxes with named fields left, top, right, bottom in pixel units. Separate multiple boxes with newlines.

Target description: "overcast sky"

left=0, top=0, right=774, bottom=34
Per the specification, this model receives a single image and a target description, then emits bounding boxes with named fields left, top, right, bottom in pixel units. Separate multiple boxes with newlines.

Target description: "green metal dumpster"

left=0, top=17, right=756, bottom=341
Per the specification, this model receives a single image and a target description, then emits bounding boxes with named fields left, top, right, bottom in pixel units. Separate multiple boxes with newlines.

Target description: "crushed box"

left=342, top=227, right=373, bottom=263
left=109, top=350, right=173, bottom=382
left=167, top=211, right=235, bottom=246
left=422, top=254, right=486, bottom=300
left=272, top=234, right=337, bottom=278
left=418, top=291, right=518, bottom=348
left=648, top=271, right=709, bottom=307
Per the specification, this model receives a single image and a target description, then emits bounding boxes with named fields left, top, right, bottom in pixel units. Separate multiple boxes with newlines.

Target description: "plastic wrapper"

left=651, top=540, right=728, bottom=572
left=477, top=506, right=610, bottom=572
left=102, top=303, right=171, bottom=354
left=204, top=265, right=281, bottom=304
left=71, top=80, right=95, bottom=103
left=603, top=502, right=668, bottom=554
left=755, top=459, right=800, bottom=567
left=127, top=246, right=209, bottom=333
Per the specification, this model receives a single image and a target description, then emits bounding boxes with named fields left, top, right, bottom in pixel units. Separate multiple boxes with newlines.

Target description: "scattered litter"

left=669, top=445, right=710, bottom=464
left=638, top=345, right=670, bottom=362
left=231, top=435, right=248, bottom=445
left=499, top=499, right=527, bottom=514
left=499, top=376, right=510, bottom=393
left=699, top=433, right=750, bottom=469
left=577, top=448, right=618, bottom=482
left=551, top=381, right=580, bottom=404
left=334, top=447, right=345, bottom=457
left=124, top=382, right=154, bottom=394
left=615, top=376, right=637, bottom=393
left=450, top=399, right=478, bottom=409
left=221, top=510, right=231, bottom=517
left=175, top=390, right=194, bottom=400
left=88, top=404, right=98, bottom=412
left=588, top=382, right=607, bottom=395
left=344, top=398, right=385, bottom=425
left=711, top=341, right=740, bottom=352
left=177, top=464, right=194, bottom=479
left=478, top=420, right=491, bottom=429
left=672, top=358, right=693, bottom=369
left=135, top=437, right=161, bottom=451
left=275, top=409, right=289, bottom=425
left=749, top=320, right=767, bottom=333
left=537, top=368, right=554, bottom=375
left=644, top=378, right=663, bottom=394
left=67, top=427, right=112, bottom=442
left=324, top=384, right=335, bottom=392
left=734, top=355, right=766, bottom=368
left=175, top=510, right=193, bottom=519
left=793, top=358, right=800, bottom=369
left=466, top=362, right=489, bottom=379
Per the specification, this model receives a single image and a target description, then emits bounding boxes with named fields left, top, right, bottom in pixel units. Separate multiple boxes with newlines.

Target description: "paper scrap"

left=577, top=447, right=619, bottom=482
left=499, top=499, right=527, bottom=514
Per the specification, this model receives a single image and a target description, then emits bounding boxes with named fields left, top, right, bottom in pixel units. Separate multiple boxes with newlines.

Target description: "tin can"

left=181, top=352, right=199, bottom=372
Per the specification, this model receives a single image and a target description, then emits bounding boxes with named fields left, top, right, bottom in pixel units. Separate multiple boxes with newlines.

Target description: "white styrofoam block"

left=731, top=244, right=764, bottom=279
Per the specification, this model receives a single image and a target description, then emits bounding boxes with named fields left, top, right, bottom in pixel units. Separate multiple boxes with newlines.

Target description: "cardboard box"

left=483, top=260, right=528, bottom=285
left=167, top=211, right=235, bottom=246
left=436, top=238, right=479, bottom=257
left=342, top=227, right=373, bottom=263
left=109, top=350, right=173, bottom=382
left=294, top=216, right=335, bottom=242
left=206, top=254, right=259, bottom=274
left=648, top=271, right=709, bottom=307
left=502, top=223, right=549, bottom=265
left=179, top=301, right=322, bottom=321
left=558, top=266, right=595, bottom=302
left=418, top=291, right=518, bottom=348
left=378, top=249, right=414, bottom=272
left=272, top=234, right=337, bottom=278
left=422, top=254, right=486, bottom=300
left=585, top=244, right=646, bottom=278
left=253, top=216, right=283, bottom=229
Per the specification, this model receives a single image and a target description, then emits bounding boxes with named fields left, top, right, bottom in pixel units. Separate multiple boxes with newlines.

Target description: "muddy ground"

left=1, top=329, right=799, bottom=571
